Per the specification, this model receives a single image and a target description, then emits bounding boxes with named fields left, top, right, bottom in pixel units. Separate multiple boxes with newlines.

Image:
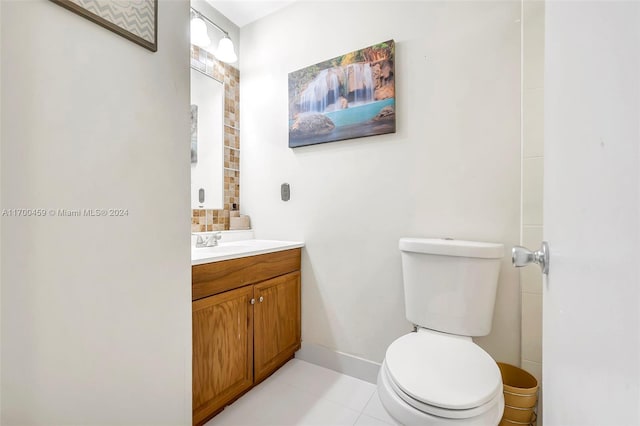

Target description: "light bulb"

left=215, top=36, right=238, bottom=63
left=190, top=17, right=210, bottom=48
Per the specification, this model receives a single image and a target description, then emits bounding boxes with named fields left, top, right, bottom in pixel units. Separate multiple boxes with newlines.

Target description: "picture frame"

left=288, top=40, right=396, bottom=148
left=50, top=0, right=158, bottom=52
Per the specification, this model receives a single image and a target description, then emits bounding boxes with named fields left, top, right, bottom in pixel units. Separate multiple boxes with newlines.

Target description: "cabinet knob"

left=250, top=298, right=256, bottom=305
left=259, top=296, right=264, bottom=303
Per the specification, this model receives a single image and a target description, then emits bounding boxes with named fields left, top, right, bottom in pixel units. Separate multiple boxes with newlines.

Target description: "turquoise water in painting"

left=324, top=98, right=395, bottom=127
left=289, top=98, right=396, bottom=148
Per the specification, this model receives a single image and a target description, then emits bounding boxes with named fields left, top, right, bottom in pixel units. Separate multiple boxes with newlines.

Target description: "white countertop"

left=191, top=239, right=304, bottom=265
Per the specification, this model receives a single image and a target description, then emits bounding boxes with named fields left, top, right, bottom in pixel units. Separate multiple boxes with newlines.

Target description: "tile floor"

left=205, top=359, right=398, bottom=426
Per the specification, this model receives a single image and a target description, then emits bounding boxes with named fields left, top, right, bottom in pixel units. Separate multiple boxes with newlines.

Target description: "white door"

left=543, top=1, right=640, bottom=424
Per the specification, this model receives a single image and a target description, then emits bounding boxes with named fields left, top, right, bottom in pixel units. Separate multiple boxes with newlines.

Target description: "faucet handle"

left=191, top=233, right=206, bottom=247
left=192, top=232, right=222, bottom=247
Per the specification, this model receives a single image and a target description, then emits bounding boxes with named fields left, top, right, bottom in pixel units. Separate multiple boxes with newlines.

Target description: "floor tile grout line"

left=278, top=380, right=364, bottom=426
left=266, top=371, right=374, bottom=417
left=207, top=359, right=383, bottom=426
left=275, top=361, right=377, bottom=412
left=361, top=391, right=377, bottom=415
left=360, top=393, right=397, bottom=425
left=284, top=379, right=376, bottom=414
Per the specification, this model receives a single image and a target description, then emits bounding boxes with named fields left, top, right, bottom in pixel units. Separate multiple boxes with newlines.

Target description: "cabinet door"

left=192, top=285, right=253, bottom=425
left=254, top=271, right=301, bottom=382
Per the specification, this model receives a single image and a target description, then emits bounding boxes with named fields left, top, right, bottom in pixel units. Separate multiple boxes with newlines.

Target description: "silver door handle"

left=512, top=242, right=549, bottom=275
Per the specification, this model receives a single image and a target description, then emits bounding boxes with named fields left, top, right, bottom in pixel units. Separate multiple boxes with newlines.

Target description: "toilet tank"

left=399, top=238, right=504, bottom=337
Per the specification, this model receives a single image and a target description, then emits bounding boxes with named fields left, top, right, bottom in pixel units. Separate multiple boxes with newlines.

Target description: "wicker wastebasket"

left=497, top=362, right=538, bottom=426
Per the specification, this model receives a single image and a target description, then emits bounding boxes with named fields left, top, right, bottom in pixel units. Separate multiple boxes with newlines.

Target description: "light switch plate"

left=281, top=183, right=290, bottom=201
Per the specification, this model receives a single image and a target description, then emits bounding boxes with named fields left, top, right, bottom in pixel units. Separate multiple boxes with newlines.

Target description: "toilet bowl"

left=377, top=238, right=505, bottom=425
left=377, top=329, right=504, bottom=425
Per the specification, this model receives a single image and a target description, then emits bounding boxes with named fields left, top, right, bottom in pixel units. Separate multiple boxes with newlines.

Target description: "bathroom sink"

left=191, top=239, right=304, bottom=265
left=193, top=244, right=250, bottom=253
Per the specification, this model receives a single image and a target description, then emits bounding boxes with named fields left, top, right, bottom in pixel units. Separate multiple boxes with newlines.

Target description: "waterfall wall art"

left=288, top=40, right=396, bottom=148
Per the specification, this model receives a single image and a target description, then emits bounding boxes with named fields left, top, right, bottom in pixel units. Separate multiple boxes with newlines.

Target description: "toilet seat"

left=378, top=363, right=504, bottom=426
left=384, top=329, right=503, bottom=419
left=383, top=361, right=503, bottom=419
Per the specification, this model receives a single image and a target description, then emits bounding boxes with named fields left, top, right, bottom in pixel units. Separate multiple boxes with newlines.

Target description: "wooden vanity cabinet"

left=254, top=272, right=301, bottom=382
left=192, top=286, right=254, bottom=424
left=192, top=249, right=301, bottom=426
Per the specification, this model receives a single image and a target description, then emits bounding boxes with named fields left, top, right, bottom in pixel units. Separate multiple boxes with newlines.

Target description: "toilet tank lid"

left=399, top=238, right=504, bottom=259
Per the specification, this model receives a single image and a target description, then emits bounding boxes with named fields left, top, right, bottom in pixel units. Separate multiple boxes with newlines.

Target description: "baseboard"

left=295, top=342, right=381, bottom=384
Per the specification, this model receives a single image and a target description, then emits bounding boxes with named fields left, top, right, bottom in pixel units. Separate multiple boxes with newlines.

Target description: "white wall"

left=1, top=1, right=191, bottom=424
left=240, top=1, right=522, bottom=365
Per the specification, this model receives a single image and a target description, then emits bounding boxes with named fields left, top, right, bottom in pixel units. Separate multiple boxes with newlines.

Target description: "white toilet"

left=377, top=238, right=505, bottom=426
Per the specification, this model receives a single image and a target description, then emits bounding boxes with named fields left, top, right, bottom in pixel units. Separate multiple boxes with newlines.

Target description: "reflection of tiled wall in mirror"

left=191, top=46, right=240, bottom=231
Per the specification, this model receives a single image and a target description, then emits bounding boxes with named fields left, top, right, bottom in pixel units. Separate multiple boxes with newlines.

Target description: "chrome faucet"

left=193, top=232, right=222, bottom=248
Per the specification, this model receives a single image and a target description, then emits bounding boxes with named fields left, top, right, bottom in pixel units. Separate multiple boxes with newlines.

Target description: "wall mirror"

left=191, top=67, right=224, bottom=209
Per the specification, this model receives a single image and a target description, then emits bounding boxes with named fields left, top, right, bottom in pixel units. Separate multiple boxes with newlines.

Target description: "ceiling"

left=205, top=0, right=297, bottom=27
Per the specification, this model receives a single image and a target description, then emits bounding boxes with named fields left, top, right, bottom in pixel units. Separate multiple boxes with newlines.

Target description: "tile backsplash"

left=191, top=46, right=240, bottom=232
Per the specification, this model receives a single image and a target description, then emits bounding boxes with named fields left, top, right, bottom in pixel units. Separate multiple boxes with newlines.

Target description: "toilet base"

left=377, top=361, right=504, bottom=426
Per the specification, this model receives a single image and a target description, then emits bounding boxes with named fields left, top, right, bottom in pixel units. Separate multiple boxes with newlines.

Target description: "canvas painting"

left=288, top=40, right=395, bottom=148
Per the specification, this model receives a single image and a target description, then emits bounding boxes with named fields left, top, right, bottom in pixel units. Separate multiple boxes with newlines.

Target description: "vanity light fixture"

left=215, top=35, right=238, bottom=64
left=190, top=15, right=211, bottom=48
left=190, top=8, right=238, bottom=64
